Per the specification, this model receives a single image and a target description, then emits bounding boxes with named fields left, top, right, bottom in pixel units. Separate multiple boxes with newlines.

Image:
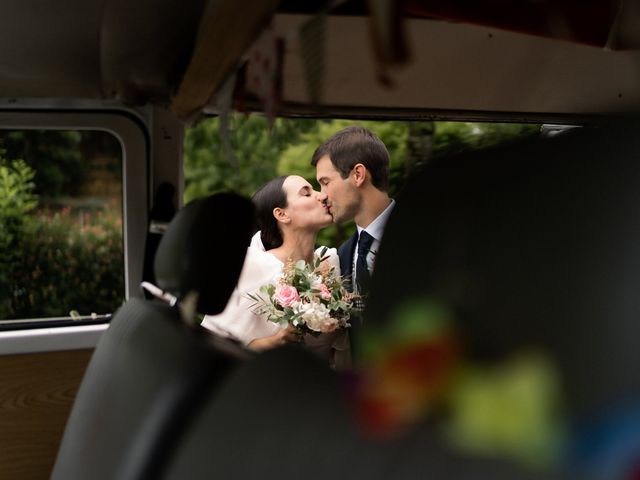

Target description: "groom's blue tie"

left=355, top=230, right=374, bottom=297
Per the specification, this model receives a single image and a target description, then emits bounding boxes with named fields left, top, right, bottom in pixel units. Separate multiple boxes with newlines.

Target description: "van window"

left=183, top=114, right=541, bottom=246
left=0, top=129, right=124, bottom=323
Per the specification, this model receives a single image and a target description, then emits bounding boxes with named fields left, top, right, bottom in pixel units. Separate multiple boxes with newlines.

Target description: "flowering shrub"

left=248, top=248, right=355, bottom=335
left=4, top=205, right=124, bottom=319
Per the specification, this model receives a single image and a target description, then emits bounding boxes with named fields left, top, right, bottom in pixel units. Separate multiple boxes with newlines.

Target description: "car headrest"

left=154, top=192, right=254, bottom=315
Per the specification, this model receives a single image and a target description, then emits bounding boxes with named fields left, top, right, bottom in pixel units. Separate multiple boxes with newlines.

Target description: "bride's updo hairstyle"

left=252, top=175, right=289, bottom=250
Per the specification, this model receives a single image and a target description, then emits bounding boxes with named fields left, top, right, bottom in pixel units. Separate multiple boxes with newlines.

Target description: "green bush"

left=0, top=158, right=38, bottom=317
left=7, top=206, right=124, bottom=319
left=1, top=148, right=124, bottom=321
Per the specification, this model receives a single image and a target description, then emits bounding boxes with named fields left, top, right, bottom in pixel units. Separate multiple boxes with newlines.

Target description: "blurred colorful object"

left=443, top=352, right=567, bottom=469
left=346, top=297, right=568, bottom=469
left=570, top=403, right=640, bottom=480
left=345, top=295, right=640, bottom=477
left=346, top=299, right=459, bottom=437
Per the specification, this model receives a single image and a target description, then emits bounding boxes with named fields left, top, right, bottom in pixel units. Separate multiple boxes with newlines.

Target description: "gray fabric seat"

left=163, top=345, right=373, bottom=479
left=164, top=345, right=546, bottom=480
left=51, top=192, right=254, bottom=480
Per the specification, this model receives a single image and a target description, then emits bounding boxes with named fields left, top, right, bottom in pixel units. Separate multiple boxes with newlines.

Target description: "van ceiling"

left=0, top=0, right=639, bottom=121
left=0, top=0, right=206, bottom=103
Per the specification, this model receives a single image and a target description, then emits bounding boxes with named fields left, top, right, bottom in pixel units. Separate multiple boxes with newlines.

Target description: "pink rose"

left=274, top=284, right=299, bottom=307
left=318, top=284, right=331, bottom=300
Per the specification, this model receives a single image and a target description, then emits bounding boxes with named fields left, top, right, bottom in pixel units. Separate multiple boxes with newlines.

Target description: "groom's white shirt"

left=353, top=199, right=395, bottom=281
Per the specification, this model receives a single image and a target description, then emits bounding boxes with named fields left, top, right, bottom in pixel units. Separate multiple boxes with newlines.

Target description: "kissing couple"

left=202, top=125, right=395, bottom=370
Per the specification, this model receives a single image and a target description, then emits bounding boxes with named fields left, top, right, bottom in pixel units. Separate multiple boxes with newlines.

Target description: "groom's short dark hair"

left=311, top=125, right=390, bottom=191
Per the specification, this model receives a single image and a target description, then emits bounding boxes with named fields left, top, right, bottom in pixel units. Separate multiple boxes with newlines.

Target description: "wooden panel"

left=0, top=349, right=92, bottom=480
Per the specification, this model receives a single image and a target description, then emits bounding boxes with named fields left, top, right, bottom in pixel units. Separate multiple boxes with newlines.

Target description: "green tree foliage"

left=0, top=159, right=124, bottom=319
left=0, top=157, right=38, bottom=228
left=0, top=130, right=86, bottom=197
left=183, top=115, right=316, bottom=202
left=183, top=115, right=540, bottom=247
left=432, top=122, right=539, bottom=160
left=0, top=156, right=38, bottom=316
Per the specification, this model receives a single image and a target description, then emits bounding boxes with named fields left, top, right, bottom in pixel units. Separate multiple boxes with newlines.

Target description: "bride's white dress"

left=202, top=235, right=350, bottom=370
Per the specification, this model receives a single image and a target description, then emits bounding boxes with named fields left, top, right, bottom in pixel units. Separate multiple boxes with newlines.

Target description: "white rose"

left=299, top=302, right=336, bottom=333
left=310, top=273, right=323, bottom=288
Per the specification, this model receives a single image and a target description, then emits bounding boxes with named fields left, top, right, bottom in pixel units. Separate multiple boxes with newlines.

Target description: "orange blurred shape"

left=352, top=335, right=459, bottom=437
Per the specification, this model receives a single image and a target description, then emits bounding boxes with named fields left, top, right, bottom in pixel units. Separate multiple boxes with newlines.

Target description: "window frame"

left=0, top=108, right=149, bottom=353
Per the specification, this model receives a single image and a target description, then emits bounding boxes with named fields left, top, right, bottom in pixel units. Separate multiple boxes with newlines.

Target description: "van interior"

left=1, top=1, right=639, bottom=478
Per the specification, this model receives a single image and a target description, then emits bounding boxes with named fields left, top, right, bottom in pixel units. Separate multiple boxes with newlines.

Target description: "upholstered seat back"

left=51, top=193, right=254, bottom=480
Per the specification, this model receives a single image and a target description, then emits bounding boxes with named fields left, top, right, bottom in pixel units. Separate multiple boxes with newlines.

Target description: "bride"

left=202, top=175, right=350, bottom=369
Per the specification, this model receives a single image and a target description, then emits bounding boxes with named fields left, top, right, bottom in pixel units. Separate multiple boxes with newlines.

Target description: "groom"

left=312, top=125, right=395, bottom=328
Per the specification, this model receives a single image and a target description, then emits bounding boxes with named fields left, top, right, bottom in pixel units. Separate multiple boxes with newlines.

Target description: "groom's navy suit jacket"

left=338, top=232, right=358, bottom=292
left=339, top=232, right=361, bottom=357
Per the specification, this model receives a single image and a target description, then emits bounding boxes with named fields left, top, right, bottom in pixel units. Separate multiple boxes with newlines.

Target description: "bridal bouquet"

left=248, top=248, right=355, bottom=335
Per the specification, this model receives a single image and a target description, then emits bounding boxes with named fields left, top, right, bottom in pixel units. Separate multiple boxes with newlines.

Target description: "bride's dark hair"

left=252, top=175, right=289, bottom=250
